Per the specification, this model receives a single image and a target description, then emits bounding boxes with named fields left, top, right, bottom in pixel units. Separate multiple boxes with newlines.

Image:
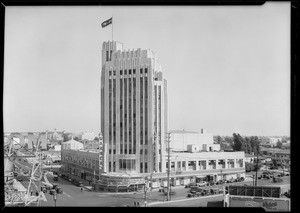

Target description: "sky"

left=3, top=3, right=290, bottom=136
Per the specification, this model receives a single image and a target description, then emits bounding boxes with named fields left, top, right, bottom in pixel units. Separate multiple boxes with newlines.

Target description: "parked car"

left=190, top=187, right=203, bottom=193
left=49, top=189, right=56, bottom=195
left=164, top=190, right=176, bottom=196
left=73, top=180, right=79, bottom=186
left=53, top=175, right=58, bottom=181
left=197, top=181, right=209, bottom=187
left=17, top=176, right=23, bottom=182
left=52, top=183, right=58, bottom=190
left=41, top=186, right=47, bottom=193
left=216, top=180, right=225, bottom=185
left=187, top=191, right=201, bottom=197
left=185, top=182, right=198, bottom=188
left=277, top=173, right=284, bottom=177
left=273, top=177, right=283, bottom=183
left=77, top=182, right=83, bottom=187
left=56, top=187, right=63, bottom=194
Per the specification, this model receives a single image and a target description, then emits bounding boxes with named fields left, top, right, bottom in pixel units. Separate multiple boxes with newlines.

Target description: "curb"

left=148, top=194, right=223, bottom=206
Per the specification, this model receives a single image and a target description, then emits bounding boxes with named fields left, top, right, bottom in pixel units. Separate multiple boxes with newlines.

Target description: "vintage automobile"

left=49, top=189, right=56, bottom=195
left=216, top=179, right=226, bottom=185
left=53, top=175, right=58, bottom=181
left=41, top=186, right=47, bottom=193
left=52, top=183, right=58, bottom=190
left=197, top=181, right=209, bottom=187
left=273, top=177, right=283, bottom=183
left=56, top=187, right=63, bottom=194
left=77, top=182, right=84, bottom=187
left=187, top=191, right=201, bottom=198
left=185, top=182, right=198, bottom=188
left=190, top=187, right=203, bottom=193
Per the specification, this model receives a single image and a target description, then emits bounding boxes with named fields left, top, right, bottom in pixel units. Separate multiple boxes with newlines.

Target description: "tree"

left=232, top=133, right=244, bottom=151
left=276, top=141, right=283, bottom=149
left=245, top=162, right=254, bottom=172
left=74, top=137, right=80, bottom=141
left=272, top=159, right=278, bottom=169
left=94, top=137, right=99, bottom=142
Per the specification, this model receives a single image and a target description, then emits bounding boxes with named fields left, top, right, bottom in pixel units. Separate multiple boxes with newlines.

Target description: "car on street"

left=190, top=186, right=203, bottom=193
left=164, top=190, right=176, bottom=196
left=17, top=176, right=23, bottom=182
left=197, top=181, right=209, bottom=187
left=216, top=180, right=225, bottom=185
left=77, top=182, right=84, bottom=187
left=53, top=175, right=58, bottom=181
left=49, top=189, right=56, bottom=195
left=52, top=183, right=58, bottom=190
left=185, top=182, right=198, bottom=188
left=56, top=187, right=63, bottom=194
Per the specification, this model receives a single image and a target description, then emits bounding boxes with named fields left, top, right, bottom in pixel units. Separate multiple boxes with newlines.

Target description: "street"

left=33, top=172, right=290, bottom=207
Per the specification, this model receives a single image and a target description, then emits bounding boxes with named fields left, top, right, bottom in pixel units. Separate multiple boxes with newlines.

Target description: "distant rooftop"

left=169, top=130, right=198, bottom=134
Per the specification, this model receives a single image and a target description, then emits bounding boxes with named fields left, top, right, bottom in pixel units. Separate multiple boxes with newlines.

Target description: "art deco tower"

left=101, top=41, right=168, bottom=174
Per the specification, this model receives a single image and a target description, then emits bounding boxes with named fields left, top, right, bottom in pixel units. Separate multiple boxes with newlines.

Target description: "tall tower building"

left=101, top=41, right=168, bottom=174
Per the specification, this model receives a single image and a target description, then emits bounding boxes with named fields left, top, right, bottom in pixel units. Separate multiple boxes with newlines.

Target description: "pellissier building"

left=60, top=41, right=246, bottom=192
left=101, top=41, right=168, bottom=175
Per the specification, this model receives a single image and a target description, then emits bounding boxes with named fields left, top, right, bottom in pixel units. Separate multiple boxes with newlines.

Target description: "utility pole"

left=144, top=177, right=147, bottom=207
left=166, top=132, right=171, bottom=201
left=255, top=141, right=259, bottom=186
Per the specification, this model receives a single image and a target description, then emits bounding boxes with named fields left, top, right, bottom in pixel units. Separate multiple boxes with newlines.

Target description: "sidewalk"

left=58, top=170, right=93, bottom=191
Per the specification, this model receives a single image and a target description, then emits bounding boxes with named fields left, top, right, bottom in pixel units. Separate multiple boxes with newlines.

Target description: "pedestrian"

left=137, top=202, right=139, bottom=207
left=134, top=201, right=136, bottom=206
left=30, top=191, right=33, bottom=196
left=81, top=187, right=83, bottom=191
left=35, top=191, right=39, bottom=196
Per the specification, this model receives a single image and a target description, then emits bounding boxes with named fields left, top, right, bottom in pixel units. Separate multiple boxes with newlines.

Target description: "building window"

left=145, top=162, right=148, bottom=173
left=129, top=69, right=131, bottom=75
left=124, top=70, right=127, bottom=75
left=140, top=149, right=143, bottom=155
left=133, top=69, right=136, bottom=74
left=145, top=68, right=148, bottom=74
left=140, top=162, right=143, bottom=173
left=113, top=70, right=116, bottom=76
left=145, top=149, right=148, bottom=155
left=120, top=70, right=123, bottom=75
left=140, top=68, right=143, bottom=74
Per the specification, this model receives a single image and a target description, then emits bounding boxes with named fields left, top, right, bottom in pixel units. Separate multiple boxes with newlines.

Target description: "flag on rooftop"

left=101, top=17, right=112, bottom=28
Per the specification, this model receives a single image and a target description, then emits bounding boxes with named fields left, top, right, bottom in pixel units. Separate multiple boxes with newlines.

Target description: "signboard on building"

left=229, top=196, right=290, bottom=211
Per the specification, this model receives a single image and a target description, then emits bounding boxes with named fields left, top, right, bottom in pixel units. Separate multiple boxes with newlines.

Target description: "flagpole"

left=112, top=15, right=114, bottom=42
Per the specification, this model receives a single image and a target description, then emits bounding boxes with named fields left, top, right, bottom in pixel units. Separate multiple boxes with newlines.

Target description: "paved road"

left=19, top=172, right=289, bottom=207
left=148, top=194, right=224, bottom=207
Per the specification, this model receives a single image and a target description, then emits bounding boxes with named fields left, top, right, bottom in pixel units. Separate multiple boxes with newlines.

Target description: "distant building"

left=272, top=149, right=290, bottom=167
left=82, top=132, right=98, bottom=141
left=245, top=153, right=256, bottom=163
left=61, top=139, right=84, bottom=150
left=169, top=129, right=218, bottom=151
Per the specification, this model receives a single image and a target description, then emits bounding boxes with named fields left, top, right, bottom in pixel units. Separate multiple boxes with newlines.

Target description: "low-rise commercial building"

left=60, top=139, right=104, bottom=182
left=63, top=148, right=245, bottom=192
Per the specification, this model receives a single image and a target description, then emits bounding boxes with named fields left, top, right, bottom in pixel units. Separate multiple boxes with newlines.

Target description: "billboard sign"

left=228, top=185, right=281, bottom=198
left=229, top=196, right=290, bottom=211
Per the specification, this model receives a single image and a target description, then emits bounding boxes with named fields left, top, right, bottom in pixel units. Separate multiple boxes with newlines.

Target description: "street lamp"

left=220, top=169, right=223, bottom=181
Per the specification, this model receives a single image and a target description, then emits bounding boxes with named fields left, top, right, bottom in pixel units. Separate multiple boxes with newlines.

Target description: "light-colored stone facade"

left=61, top=149, right=102, bottom=180
left=101, top=41, right=168, bottom=174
